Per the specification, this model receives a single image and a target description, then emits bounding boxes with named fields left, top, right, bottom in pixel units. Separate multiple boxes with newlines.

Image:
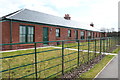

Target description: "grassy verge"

left=56, top=39, right=114, bottom=53
left=56, top=40, right=102, bottom=51
left=2, top=47, right=96, bottom=79
left=1, top=39, right=116, bottom=79
left=80, top=55, right=114, bottom=79
left=112, top=46, right=120, bottom=54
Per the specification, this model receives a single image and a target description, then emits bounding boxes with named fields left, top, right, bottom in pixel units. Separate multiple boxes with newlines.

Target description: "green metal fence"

left=0, top=37, right=117, bottom=79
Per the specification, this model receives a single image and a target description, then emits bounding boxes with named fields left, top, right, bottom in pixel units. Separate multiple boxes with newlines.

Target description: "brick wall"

left=1, top=21, right=102, bottom=50
left=0, top=22, right=2, bottom=50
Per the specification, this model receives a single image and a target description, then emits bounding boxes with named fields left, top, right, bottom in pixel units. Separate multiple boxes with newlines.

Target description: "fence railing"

left=0, top=37, right=117, bottom=79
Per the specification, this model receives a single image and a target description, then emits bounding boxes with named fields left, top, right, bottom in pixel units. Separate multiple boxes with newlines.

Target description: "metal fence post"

left=62, top=41, right=64, bottom=75
left=103, top=39, right=105, bottom=52
left=77, top=40, right=80, bottom=66
left=110, top=38, right=112, bottom=47
left=104, top=38, right=105, bottom=52
left=100, top=38, right=102, bottom=59
left=34, top=43, right=38, bottom=80
left=108, top=38, right=110, bottom=50
left=106, top=38, right=108, bottom=51
left=88, top=39, right=90, bottom=63
left=109, top=38, right=110, bottom=49
left=95, top=39, right=96, bottom=57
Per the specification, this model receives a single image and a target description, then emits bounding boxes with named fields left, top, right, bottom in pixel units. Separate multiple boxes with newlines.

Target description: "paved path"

left=1, top=46, right=117, bottom=56
left=51, top=46, right=117, bottom=55
left=95, top=52, right=120, bottom=80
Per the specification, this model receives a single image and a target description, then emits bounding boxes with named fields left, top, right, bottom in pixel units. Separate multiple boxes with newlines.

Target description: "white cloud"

left=0, top=0, right=118, bottom=31
left=71, top=0, right=119, bottom=31
left=49, top=0, right=81, bottom=8
left=90, top=0, right=118, bottom=31
left=0, top=0, right=60, bottom=17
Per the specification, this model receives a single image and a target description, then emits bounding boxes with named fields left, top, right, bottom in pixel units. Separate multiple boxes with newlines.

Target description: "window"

left=97, top=33, right=99, bottom=37
left=56, top=28, right=60, bottom=37
left=68, top=30, right=71, bottom=37
left=96, top=33, right=97, bottom=37
left=88, top=32, right=91, bottom=39
left=81, top=31, right=84, bottom=39
left=20, top=25, right=34, bottom=43
left=75, top=30, right=78, bottom=39
left=91, top=32, right=94, bottom=38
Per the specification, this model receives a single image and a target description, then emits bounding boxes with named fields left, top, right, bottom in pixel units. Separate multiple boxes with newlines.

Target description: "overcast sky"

left=0, top=0, right=119, bottom=31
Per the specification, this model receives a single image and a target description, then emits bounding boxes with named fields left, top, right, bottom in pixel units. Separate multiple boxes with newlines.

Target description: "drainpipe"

left=10, top=19, right=12, bottom=49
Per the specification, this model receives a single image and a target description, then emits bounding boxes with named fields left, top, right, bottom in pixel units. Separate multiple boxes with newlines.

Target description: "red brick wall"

left=2, top=21, right=10, bottom=44
left=0, top=22, right=2, bottom=50
left=1, top=21, right=103, bottom=50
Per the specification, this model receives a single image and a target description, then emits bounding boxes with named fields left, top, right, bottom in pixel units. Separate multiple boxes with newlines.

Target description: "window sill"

left=56, top=36, right=60, bottom=38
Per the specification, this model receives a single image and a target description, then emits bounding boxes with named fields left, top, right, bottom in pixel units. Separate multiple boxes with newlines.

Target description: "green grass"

left=1, top=38, right=116, bottom=79
left=1, top=47, right=97, bottom=79
left=56, top=40, right=110, bottom=52
left=80, top=55, right=114, bottom=79
left=112, top=46, right=120, bottom=54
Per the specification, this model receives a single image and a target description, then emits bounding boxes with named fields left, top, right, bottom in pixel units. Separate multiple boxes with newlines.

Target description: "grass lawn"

left=1, top=38, right=116, bottom=79
left=79, top=55, right=114, bottom=79
left=112, top=46, right=120, bottom=54
left=1, top=47, right=98, bottom=79
left=56, top=40, right=111, bottom=52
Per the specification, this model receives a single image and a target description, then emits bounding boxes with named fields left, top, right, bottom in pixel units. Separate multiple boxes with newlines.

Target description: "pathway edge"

left=93, top=55, right=117, bottom=79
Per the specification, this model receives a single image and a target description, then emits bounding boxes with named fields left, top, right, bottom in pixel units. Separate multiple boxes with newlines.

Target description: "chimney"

left=64, top=14, right=71, bottom=20
left=90, top=22, right=94, bottom=27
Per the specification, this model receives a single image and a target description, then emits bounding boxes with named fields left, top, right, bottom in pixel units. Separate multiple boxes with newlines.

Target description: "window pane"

left=88, top=32, right=91, bottom=36
left=28, top=27, right=34, bottom=34
left=56, top=29, right=59, bottom=33
left=81, top=31, right=84, bottom=36
left=92, top=32, right=94, bottom=38
left=56, top=28, right=60, bottom=37
left=28, top=27, right=34, bottom=42
left=68, top=30, right=70, bottom=34
left=68, top=30, right=71, bottom=37
left=23, top=27, right=26, bottom=34
left=20, top=26, right=26, bottom=43
left=56, top=33, right=59, bottom=37
left=20, top=26, right=26, bottom=34
left=81, top=31, right=84, bottom=39
left=27, top=35, right=30, bottom=42
left=20, top=27, right=22, bottom=34
left=20, top=35, right=26, bottom=42
left=28, top=35, right=33, bottom=42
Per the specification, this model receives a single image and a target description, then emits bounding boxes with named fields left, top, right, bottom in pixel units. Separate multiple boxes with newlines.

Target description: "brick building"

left=0, top=9, right=103, bottom=50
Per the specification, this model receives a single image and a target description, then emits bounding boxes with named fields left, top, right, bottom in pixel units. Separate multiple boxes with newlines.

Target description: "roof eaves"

left=8, top=18, right=100, bottom=32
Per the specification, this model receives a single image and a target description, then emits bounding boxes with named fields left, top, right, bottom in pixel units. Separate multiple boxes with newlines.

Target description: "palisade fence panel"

left=0, top=37, right=117, bottom=79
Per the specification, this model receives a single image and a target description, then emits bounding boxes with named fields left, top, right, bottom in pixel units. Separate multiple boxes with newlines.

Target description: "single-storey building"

left=0, top=9, right=106, bottom=50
